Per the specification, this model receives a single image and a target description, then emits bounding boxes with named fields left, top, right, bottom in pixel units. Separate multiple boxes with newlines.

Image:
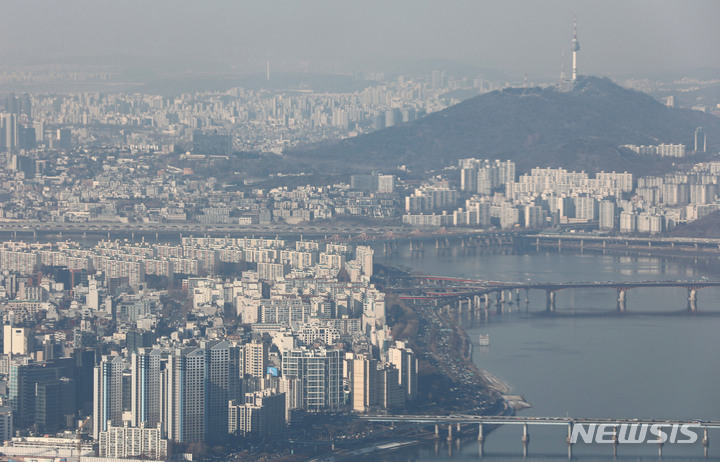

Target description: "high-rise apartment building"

left=131, top=349, right=162, bottom=429
left=599, top=200, right=616, bottom=230
left=281, top=347, right=342, bottom=411
left=166, top=348, right=205, bottom=443
left=93, top=355, right=123, bottom=439
left=243, top=340, right=267, bottom=380
left=204, top=341, right=242, bottom=443
left=350, top=355, right=377, bottom=412
left=228, top=389, right=286, bottom=436
left=1, top=113, right=17, bottom=152
left=388, top=342, right=418, bottom=401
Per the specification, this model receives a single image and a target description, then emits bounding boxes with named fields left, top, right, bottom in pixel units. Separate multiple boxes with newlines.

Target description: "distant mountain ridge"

left=288, top=76, right=720, bottom=176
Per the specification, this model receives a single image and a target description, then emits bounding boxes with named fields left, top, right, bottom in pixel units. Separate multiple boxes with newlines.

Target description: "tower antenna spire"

left=571, top=13, right=580, bottom=82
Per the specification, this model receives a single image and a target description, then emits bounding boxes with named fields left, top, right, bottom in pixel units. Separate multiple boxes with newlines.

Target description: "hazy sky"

left=1, top=0, right=718, bottom=78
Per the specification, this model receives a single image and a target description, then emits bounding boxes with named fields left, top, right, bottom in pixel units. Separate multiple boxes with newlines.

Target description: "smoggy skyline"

left=0, top=0, right=718, bottom=79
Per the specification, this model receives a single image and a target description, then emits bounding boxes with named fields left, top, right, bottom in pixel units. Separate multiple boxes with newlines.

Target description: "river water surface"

left=375, top=247, right=720, bottom=461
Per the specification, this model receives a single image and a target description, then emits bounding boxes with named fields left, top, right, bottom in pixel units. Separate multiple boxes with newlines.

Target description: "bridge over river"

left=360, top=415, right=720, bottom=458
left=390, top=277, right=720, bottom=313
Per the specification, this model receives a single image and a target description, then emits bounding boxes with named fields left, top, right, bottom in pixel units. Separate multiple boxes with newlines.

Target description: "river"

left=375, top=246, right=720, bottom=461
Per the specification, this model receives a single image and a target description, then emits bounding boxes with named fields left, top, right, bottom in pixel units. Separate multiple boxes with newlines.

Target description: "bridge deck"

left=361, top=415, right=720, bottom=428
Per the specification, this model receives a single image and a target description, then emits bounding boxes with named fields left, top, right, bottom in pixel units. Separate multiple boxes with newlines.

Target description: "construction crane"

left=76, top=416, right=91, bottom=455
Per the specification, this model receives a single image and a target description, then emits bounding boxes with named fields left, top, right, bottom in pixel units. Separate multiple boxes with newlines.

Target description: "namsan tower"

left=571, top=15, right=580, bottom=81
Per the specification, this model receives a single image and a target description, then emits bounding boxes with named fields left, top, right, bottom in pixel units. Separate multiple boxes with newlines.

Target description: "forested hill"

left=287, top=76, right=720, bottom=176
left=670, top=211, right=720, bottom=238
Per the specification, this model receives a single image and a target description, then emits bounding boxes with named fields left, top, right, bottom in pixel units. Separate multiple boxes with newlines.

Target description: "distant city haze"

left=1, top=0, right=718, bottom=78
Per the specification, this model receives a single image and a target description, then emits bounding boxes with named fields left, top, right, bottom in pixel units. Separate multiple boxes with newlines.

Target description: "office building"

left=4, top=325, right=30, bottom=355
left=0, top=406, right=12, bottom=442
left=9, top=361, right=64, bottom=429
left=34, top=377, right=75, bottom=434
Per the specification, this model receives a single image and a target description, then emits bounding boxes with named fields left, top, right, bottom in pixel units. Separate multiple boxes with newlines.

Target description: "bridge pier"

left=525, top=288, right=530, bottom=310
left=617, top=289, right=627, bottom=312
left=703, top=427, right=709, bottom=458
left=612, top=425, right=619, bottom=458
left=447, top=424, right=453, bottom=442
left=522, top=423, right=530, bottom=457
left=566, top=423, right=573, bottom=460
left=546, top=290, right=556, bottom=312
left=435, top=424, right=439, bottom=438
left=688, top=288, right=698, bottom=313
left=657, top=427, right=664, bottom=458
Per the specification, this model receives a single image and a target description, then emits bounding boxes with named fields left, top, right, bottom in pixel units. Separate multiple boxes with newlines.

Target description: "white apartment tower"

left=243, top=340, right=268, bottom=380
left=281, top=347, right=342, bottom=411
left=388, top=342, right=418, bottom=401
left=599, top=200, right=616, bottom=230
left=350, top=355, right=377, bottom=412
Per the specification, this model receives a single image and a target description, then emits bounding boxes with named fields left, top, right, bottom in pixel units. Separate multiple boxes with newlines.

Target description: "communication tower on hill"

left=571, top=14, right=580, bottom=82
